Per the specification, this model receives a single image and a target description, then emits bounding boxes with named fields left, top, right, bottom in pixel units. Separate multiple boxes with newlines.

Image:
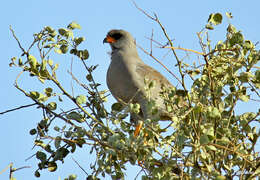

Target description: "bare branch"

left=9, top=26, right=27, bottom=56
left=0, top=103, right=37, bottom=115
left=0, top=163, right=12, bottom=175
left=8, top=163, right=31, bottom=179
left=131, top=1, right=156, bottom=21
left=163, top=46, right=205, bottom=56
left=249, top=81, right=260, bottom=98
left=137, top=44, right=182, bottom=84
left=72, top=157, right=89, bottom=176
left=150, top=29, right=154, bottom=55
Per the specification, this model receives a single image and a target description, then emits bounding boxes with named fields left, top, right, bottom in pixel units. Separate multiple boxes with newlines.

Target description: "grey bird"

left=103, top=29, right=175, bottom=136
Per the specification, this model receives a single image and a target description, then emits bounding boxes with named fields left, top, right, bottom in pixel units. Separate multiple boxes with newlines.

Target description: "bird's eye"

left=111, top=33, right=122, bottom=40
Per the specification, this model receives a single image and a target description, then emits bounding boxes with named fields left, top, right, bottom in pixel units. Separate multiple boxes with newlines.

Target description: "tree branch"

left=0, top=103, right=37, bottom=115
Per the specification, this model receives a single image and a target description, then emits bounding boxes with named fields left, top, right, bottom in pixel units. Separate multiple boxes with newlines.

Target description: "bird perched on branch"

left=103, top=29, right=180, bottom=136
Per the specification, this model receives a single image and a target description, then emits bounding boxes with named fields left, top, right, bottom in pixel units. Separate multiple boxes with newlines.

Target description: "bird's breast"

left=106, top=59, right=141, bottom=103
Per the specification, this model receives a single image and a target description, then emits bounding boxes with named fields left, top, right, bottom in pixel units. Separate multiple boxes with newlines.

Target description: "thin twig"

left=70, top=57, right=75, bottom=97
left=72, top=157, right=89, bottom=176
left=12, top=166, right=31, bottom=172
left=150, top=29, right=154, bottom=55
left=145, top=36, right=164, bottom=47
left=137, top=44, right=182, bottom=84
left=248, top=81, right=260, bottom=98
left=132, top=1, right=156, bottom=21
left=80, top=60, right=111, bottom=128
left=209, top=143, right=253, bottom=164
left=8, top=163, right=31, bottom=179
left=134, top=168, right=145, bottom=180
left=133, top=1, right=198, bottom=141
left=133, top=2, right=194, bottom=109
left=0, top=103, right=37, bottom=115
left=0, top=163, right=12, bottom=175
left=9, top=26, right=27, bottom=56
left=14, top=71, right=76, bottom=126
left=164, top=46, right=204, bottom=56
left=67, top=70, right=91, bottom=93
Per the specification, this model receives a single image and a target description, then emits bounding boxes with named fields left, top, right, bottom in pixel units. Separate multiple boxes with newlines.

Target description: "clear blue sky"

left=1, top=0, right=259, bottom=179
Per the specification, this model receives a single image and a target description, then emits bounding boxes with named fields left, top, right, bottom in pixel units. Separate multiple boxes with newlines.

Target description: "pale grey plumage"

left=104, top=29, right=173, bottom=124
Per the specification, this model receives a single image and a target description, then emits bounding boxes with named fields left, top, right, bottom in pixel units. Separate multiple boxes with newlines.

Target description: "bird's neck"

left=112, top=48, right=140, bottom=59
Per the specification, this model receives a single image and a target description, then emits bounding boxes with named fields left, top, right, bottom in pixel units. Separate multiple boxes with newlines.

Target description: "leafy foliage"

left=7, top=13, right=260, bottom=180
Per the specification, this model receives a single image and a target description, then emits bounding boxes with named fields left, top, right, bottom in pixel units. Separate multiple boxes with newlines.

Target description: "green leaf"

left=76, top=49, right=89, bottom=60
left=55, top=136, right=61, bottom=149
left=36, top=151, right=47, bottom=161
left=47, top=102, right=57, bottom=110
left=239, top=95, right=250, bottom=102
left=82, top=49, right=89, bottom=60
left=67, top=21, right=81, bottom=30
left=47, top=59, right=53, bottom=67
left=54, top=48, right=62, bottom=54
left=44, top=42, right=52, bottom=48
left=44, top=87, right=53, bottom=97
left=30, top=91, right=40, bottom=99
left=112, top=102, right=123, bottom=112
left=58, top=28, right=68, bottom=36
left=48, top=37, right=56, bottom=42
left=74, top=37, right=85, bottom=45
left=40, top=59, right=47, bottom=71
left=68, top=174, right=77, bottom=180
left=200, top=149, right=208, bottom=159
left=66, top=112, right=84, bottom=123
left=45, top=26, right=55, bottom=34
left=238, top=72, right=253, bottom=83
left=205, top=24, right=214, bottom=30
left=255, top=70, right=260, bottom=80
left=28, top=55, right=37, bottom=68
left=75, top=138, right=86, bottom=147
left=35, top=93, right=47, bottom=102
left=58, top=39, right=68, bottom=45
left=227, top=24, right=237, bottom=33
left=207, top=106, right=221, bottom=119
left=54, top=126, right=60, bottom=132
left=34, top=170, right=40, bottom=177
left=60, top=45, right=69, bottom=54
left=225, top=12, right=233, bottom=19
left=206, top=145, right=217, bottom=151
left=229, top=32, right=244, bottom=46
left=76, top=50, right=83, bottom=59
left=11, top=57, right=17, bottom=62
left=208, top=13, right=222, bottom=25
left=86, top=74, right=92, bottom=82
left=70, top=48, right=77, bottom=55
left=200, top=134, right=209, bottom=144
left=48, top=162, right=57, bottom=172
left=141, top=175, right=149, bottom=180
left=18, top=58, right=23, bottom=66
left=29, top=128, right=37, bottom=135
left=250, top=166, right=260, bottom=178
left=204, top=126, right=215, bottom=138
left=58, top=96, right=63, bottom=102
left=243, top=40, right=254, bottom=50
left=76, top=95, right=87, bottom=104
left=129, top=103, right=140, bottom=114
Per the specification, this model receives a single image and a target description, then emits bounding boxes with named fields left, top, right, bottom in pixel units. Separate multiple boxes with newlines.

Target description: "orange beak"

left=103, top=35, right=116, bottom=44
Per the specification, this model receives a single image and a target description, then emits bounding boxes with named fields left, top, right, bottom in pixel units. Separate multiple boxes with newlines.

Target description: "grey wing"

left=135, top=63, right=173, bottom=88
left=135, top=63, right=174, bottom=120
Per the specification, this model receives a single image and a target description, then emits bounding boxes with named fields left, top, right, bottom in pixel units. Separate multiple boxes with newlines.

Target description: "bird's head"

left=103, top=29, right=137, bottom=51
